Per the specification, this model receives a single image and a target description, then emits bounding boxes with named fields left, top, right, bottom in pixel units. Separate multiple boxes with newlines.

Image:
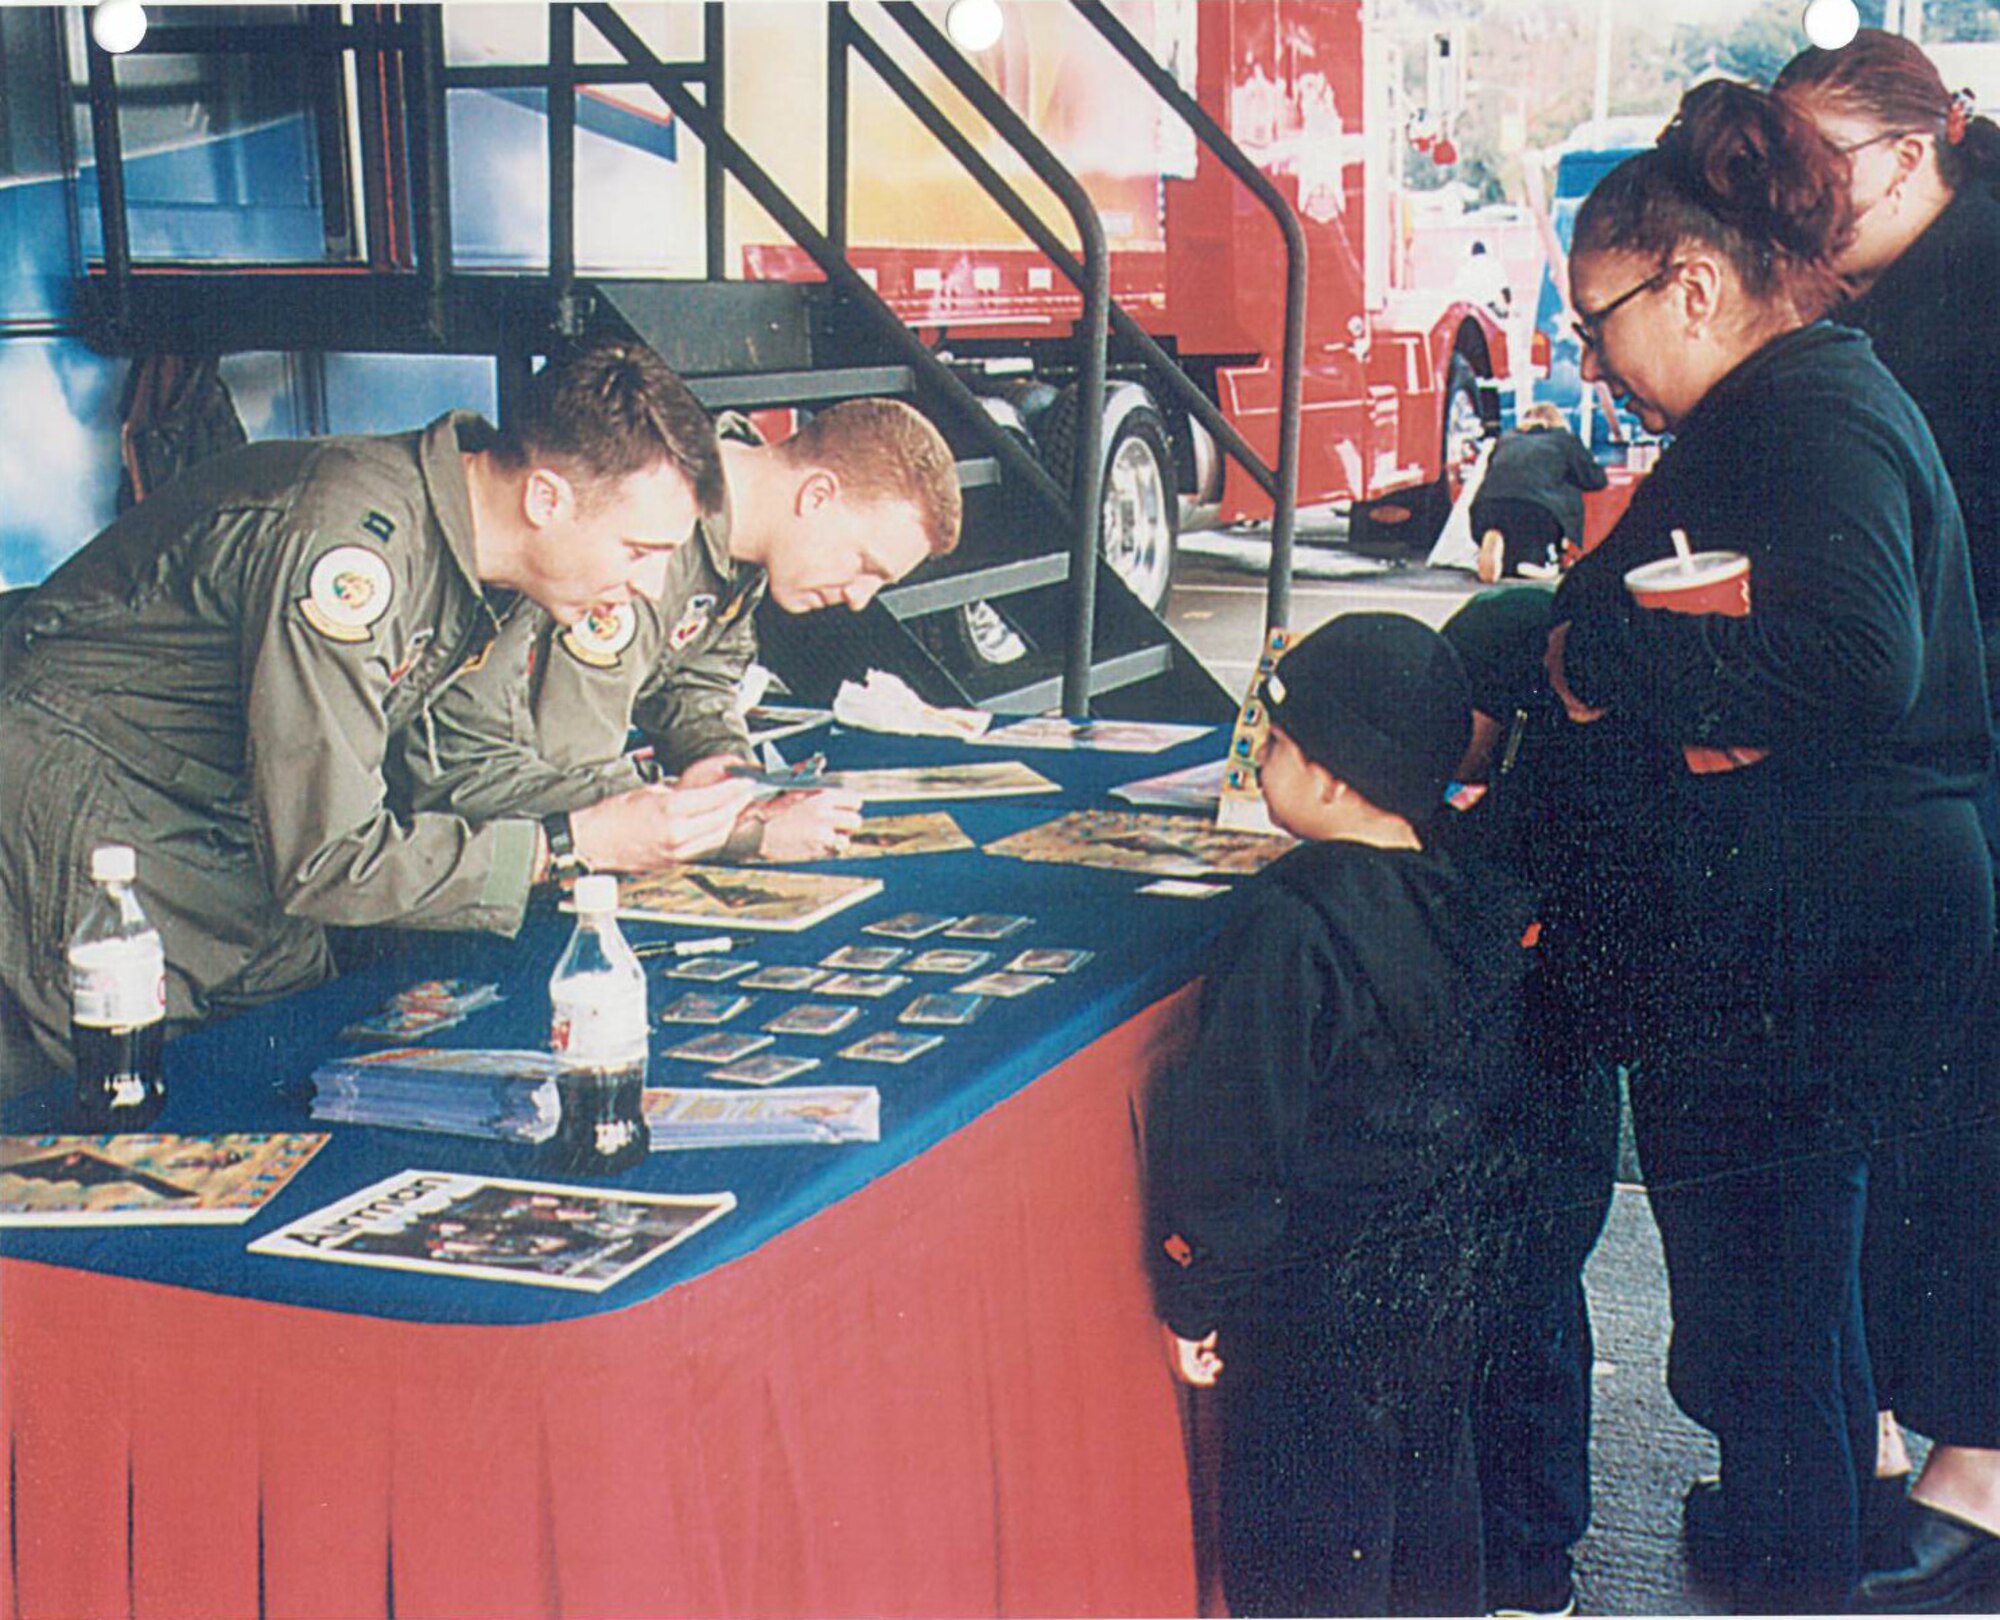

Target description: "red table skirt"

left=2, top=990, right=1207, bottom=1620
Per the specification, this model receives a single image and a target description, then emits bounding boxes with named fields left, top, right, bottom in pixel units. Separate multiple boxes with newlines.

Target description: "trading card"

left=340, top=1002, right=468, bottom=1041
left=899, top=992, right=988, bottom=1027
left=840, top=1030, right=944, bottom=1065
left=905, top=948, right=993, bottom=975
left=666, top=1031, right=774, bottom=1063
left=955, top=971, right=1053, bottom=999
left=740, top=964, right=830, bottom=992
left=943, top=913, right=1033, bottom=941
left=764, top=1002, right=861, bottom=1036
left=862, top=912, right=959, bottom=940
left=1006, top=948, right=1094, bottom=976
left=659, top=991, right=753, bottom=1025
left=817, top=972, right=910, bottom=999
left=666, top=955, right=758, bottom=982
left=707, top=1052, right=822, bottom=1086
left=820, top=944, right=907, bottom=971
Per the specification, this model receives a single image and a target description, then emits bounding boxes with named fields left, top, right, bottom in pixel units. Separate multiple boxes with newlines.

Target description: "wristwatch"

left=541, top=811, right=590, bottom=879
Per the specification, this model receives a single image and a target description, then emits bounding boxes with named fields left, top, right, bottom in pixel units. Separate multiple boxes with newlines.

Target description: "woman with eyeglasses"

left=1768, top=33, right=2000, bottom=1613
left=1543, top=79, right=1993, bottom=1612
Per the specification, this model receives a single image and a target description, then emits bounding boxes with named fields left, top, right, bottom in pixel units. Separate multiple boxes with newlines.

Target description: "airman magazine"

left=248, top=1171, right=736, bottom=1292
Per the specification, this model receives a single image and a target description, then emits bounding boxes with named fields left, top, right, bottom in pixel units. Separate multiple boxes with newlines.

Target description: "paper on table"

left=833, top=669, right=991, bottom=739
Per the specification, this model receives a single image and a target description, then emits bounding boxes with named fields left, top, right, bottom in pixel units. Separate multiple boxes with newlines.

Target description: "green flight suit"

left=401, top=414, right=768, bottom=824
left=0, top=412, right=539, bottom=1076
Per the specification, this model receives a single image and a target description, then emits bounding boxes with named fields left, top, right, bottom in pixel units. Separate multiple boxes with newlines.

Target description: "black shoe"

left=1855, top=1502, right=2000, bottom=1613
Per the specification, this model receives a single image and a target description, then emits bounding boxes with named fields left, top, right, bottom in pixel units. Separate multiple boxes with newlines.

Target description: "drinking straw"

left=1671, top=528, right=1694, bottom=566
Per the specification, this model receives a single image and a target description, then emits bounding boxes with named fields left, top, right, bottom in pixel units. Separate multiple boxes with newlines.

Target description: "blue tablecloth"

left=1, top=727, right=1255, bottom=1325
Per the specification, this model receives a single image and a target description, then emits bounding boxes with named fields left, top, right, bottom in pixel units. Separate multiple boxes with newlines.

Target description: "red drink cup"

left=1622, top=549, right=1763, bottom=773
left=1623, top=550, right=1751, bottom=617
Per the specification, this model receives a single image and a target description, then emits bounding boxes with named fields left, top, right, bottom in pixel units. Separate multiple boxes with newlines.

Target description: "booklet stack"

left=309, top=1048, right=561, bottom=1144
left=643, top=1085, right=881, bottom=1150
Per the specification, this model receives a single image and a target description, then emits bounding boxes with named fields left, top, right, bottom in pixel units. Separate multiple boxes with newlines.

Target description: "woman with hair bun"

left=1544, top=79, right=1994, bottom=1612
left=1773, top=31, right=2000, bottom=1612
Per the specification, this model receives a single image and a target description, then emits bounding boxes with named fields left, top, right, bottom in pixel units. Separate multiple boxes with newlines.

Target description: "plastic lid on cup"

left=1623, top=550, right=1749, bottom=591
left=573, top=873, right=619, bottom=913
left=90, top=844, right=137, bottom=884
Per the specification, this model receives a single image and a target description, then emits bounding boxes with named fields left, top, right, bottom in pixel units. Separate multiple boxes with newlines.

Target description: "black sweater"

left=1555, top=321, right=1989, bottom=809
left=1845, top=184, right=2000, bottom=672
left=1147, top=840, right=1531, bottom=1342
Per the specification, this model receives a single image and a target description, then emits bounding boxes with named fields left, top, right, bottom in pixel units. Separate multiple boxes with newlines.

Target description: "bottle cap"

left=90, top=844, right=137, bottom=884
left=572, top=873, right=619, bottom=913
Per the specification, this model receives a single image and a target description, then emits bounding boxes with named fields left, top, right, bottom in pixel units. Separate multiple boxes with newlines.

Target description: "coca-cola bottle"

left=69, top=843, right=167, bottom=1130
left=545, top=874, right=650, bottom=1174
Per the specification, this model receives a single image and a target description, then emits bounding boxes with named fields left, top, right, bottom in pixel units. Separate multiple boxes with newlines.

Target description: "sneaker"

left=1488, top=1594, right=1576, bottom=1619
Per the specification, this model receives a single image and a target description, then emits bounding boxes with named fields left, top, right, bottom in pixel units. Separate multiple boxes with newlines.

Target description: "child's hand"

left=1165, top=1326, right=1224, bottom=1387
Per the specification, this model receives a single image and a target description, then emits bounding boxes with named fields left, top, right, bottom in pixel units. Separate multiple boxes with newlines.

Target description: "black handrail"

left=872, top=3, right=1107, bottom=712
left=83, top=34, right=132, bottom=341
left=548, top=4, right=582, bottom=337
left=835, top=18, right=1280, bottom=506
left=702, top=5, right=726, bottom=282
left=573, top=3, right=1069, bottom=539
left=1069, top=0, right=1306, bottom=634
left=407, top=4, right=452, bottom=345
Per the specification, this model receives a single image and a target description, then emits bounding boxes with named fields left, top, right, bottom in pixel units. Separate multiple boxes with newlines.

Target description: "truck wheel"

left=1039, top=390, right=1179, bottom=614
left=1349, top=353, right=1486, bottom=556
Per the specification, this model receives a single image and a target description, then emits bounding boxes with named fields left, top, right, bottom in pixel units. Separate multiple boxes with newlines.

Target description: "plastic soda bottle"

left=546, top=873, right=650, bottom=1173
left=69, top=843, right=167, bottom=1129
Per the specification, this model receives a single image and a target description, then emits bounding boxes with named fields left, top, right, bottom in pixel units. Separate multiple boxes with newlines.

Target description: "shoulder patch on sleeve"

left=560, top=602, right=640, bottom=669
left=668, top=593, right=718, bottom=651
left=360, top=509, right=397, bottom=545
left=299, top=544, right=394, bottom=643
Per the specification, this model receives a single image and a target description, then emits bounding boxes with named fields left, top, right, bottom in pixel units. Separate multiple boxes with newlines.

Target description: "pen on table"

left=634, top=935, right=737, bottom=958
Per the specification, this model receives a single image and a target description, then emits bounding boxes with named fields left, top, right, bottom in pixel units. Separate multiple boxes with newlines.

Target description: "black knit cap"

left=1261, top=612, right=1472, bottom=825
left=1440, top=586, right=1556, bottom=720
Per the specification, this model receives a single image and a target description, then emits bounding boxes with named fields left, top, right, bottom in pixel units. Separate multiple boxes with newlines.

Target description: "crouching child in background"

left=1147, top=613, right=1538, bottom=1617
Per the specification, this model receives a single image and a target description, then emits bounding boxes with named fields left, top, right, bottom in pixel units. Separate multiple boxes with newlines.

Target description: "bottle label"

left=551, top=985, right=648, bottom=1069
left=69, top=936, right=166, bottom=1030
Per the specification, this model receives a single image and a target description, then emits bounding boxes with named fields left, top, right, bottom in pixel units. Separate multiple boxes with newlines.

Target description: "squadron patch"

left=561, top=602, right=639, bottom=669
left=668, top=594, right=717, bottom=652
left=300, top=545, right=394, bottom=643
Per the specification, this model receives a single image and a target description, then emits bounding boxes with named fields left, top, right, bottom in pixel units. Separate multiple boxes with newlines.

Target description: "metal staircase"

left=72, top=1, right=1308, bottom=723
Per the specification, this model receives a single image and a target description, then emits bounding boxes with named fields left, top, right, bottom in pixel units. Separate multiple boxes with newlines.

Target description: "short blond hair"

left=779, top=399, right=962, bottom=555
left=1518, top=402, right=1569, bottom=432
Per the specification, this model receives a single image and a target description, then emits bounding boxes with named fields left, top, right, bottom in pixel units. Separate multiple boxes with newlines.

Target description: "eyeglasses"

left=1835, top=128, right=1914, bottom=155
left=1570, top=261, right=1683, bottom=354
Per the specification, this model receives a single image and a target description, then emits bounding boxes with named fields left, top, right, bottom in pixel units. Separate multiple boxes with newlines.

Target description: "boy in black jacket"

left=1148, top=612, right=1535, bottom=1618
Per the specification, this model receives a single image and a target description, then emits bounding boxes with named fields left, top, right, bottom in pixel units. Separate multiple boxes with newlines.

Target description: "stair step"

left=880, top=553, right=1068, bottom=619
left=980, top=645, right=1178, bottom=714
left=687, top=365, right=915, bottom=410
left=593, top=280, right=820, bottom=375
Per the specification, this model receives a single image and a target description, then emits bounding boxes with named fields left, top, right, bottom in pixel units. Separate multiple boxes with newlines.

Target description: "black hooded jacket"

left=1147, top=838, right=1533, bottom=1345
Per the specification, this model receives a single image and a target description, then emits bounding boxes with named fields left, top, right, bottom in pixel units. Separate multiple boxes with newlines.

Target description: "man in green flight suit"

left=0, top=340, right=754, bottom=1084
left=401, top=397, right=963, bottom=869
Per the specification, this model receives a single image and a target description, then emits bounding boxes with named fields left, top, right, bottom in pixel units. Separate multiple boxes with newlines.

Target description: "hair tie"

left=1946, top=88, right=1975, bottom=147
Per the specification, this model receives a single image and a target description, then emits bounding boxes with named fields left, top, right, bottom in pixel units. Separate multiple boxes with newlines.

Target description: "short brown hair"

left=1574, top=80, right=1853, bottom=321
left=778, top=398, right=962, bottom=555
left=497, top=340, right=724, bottom=514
